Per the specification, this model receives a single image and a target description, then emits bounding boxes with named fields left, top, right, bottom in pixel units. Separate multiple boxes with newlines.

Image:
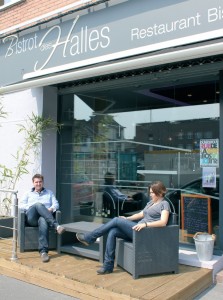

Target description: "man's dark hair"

left=104, top=172, right=115, bottom=185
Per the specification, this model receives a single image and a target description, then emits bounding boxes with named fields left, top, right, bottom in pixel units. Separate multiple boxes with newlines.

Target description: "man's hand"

left=48, top=208, right=54, bottom=213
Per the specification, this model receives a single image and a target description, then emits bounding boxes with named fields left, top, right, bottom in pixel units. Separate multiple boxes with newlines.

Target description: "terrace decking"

left=0, top=239, right=213, bottom=300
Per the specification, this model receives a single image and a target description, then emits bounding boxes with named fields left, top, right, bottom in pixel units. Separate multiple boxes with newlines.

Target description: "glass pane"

left=58, top=79, right=220, bottom=248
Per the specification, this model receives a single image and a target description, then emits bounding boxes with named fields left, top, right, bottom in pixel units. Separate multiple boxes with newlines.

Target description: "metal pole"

left=11, top=192, right=18, bottom=261
left=0, top=189, right=18, bottom=261
left=177, top=152, right=180, bottom=187
left=219, top=70, right=223, bottom=252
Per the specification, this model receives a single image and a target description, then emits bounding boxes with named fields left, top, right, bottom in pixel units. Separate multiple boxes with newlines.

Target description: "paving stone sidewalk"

left=194, top=283, right=223, bottom=299
left=0, top=275, right=80, bottom=300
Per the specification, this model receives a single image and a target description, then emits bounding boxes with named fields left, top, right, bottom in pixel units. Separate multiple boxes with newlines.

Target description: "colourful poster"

left=202, top=167, right=216, bottom=188
left=200, top=139, right=219, bottom=167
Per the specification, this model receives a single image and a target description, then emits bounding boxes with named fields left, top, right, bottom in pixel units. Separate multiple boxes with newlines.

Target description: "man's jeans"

left=84, top=217, right=136, bottom=270
left=26, top=203, right=58, bottom=253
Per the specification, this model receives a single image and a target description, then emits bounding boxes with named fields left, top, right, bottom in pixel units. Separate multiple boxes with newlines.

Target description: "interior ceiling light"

left=187, top=94, right=192, bottom=97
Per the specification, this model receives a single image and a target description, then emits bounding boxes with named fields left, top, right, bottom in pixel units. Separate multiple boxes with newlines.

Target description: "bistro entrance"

left=56, top=56, right=221, bottom=251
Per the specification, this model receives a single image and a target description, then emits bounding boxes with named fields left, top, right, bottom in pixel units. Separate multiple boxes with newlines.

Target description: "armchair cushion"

left=18, top=209, right=61, bottom=252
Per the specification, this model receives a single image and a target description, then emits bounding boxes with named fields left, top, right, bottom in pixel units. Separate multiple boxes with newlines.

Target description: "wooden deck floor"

left=0, top=239, right=213, bottom=300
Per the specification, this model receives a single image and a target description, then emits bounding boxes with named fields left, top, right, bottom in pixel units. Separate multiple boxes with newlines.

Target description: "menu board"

left=181, top=194, right=212, bottom=238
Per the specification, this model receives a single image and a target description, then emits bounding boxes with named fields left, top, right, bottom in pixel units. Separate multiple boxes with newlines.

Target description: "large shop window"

left=58, top=78, right=220, bottom=248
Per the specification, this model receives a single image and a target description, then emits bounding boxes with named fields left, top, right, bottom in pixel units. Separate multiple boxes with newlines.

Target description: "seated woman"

left=76, top=180, right=170, bottom=274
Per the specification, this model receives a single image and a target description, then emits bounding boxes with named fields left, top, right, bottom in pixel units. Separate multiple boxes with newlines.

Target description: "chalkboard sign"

left=181, top=194, right=212, bottom=238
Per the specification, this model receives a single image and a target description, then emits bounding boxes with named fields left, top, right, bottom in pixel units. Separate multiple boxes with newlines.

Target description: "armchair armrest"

left=55, top=210, right=61, bottom=223
left=18, top=208, right=26, bottom=228
left=18, top=209, right=26, bottom=252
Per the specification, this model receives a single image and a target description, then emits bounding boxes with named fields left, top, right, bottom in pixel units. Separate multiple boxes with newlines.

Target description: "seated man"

left=103, top=172, right=148, bottom=215
left=19, top=173, right=65, bottom=263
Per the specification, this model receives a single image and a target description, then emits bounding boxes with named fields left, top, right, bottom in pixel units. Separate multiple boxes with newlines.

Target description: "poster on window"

left=200, top=139, right=219, bottom=167
left=202, top=167, right=216, bottom=188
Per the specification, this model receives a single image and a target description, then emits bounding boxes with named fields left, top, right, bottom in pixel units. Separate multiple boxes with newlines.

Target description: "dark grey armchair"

left=116, top=215, right=179, bottom=279
left=18, top=209, right=61, bottom=252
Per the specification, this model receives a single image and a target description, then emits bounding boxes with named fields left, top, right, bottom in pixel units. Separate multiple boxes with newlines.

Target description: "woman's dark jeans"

left=84, top=217, right=136, bottom=270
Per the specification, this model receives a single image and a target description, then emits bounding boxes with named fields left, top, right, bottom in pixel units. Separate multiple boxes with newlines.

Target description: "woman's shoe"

left=97, top=267, right=113, bottom=275
left=76, top=233, right=89, bottom=246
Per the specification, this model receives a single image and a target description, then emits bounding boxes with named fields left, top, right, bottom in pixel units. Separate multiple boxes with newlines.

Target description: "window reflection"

left=58, top=80, right=220, bottom=248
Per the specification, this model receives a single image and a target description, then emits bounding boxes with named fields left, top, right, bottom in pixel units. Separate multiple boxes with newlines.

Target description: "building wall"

left=0, top=0, right=98, bottom=33
left=0, top=88, right=44, bottom=198
left=0, top=86, right=58, bottom=198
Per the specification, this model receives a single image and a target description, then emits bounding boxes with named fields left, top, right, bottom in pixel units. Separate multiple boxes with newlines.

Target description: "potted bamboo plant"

left=0, top=100, right=60, bottom=237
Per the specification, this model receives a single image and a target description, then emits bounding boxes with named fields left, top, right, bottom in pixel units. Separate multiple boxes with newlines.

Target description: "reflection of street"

left=71, top=112, right=219, bottom=224
left=72, top=175, right=95, bottom=216
left=72, top=175, right=95, bottom=206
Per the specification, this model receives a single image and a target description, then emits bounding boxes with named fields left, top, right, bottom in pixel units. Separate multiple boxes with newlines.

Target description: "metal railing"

left=0, top=189, right=18, bottom=261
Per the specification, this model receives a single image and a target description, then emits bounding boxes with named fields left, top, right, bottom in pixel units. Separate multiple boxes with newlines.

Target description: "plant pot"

left=0, top=216, right=14, bottom=238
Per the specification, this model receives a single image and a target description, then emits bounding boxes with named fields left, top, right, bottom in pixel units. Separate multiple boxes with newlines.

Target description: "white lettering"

left=89, top=29, right=100, bottom=51
left=208, top=7, right=223, bottom=23
left=4, top=35, right=18, bottom=57
left=3, top=15, right=111, bottom=72
left=100, top=26, right=110, bottom=48
left=35, top=16, right=111, bottom=71
left=63, top=18, right=79, bottom=58
left=208, top=8, right=218, bottom=22
left=34, top=25, right=62, bottom=71
left=131, top=13, right=201, bottom=41
left=131, top=28, right=139, bottom=40
left=3, top=34, right=38, bottom=57
left=70, top=35, right=80, bottom=56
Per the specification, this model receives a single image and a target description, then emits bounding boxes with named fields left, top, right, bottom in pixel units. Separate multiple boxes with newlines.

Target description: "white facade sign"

left=1, top=0, right=223, bottom=86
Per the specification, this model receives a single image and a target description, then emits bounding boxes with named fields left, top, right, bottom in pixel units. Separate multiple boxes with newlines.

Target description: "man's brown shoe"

left=97, top=267, right=113, bottom=275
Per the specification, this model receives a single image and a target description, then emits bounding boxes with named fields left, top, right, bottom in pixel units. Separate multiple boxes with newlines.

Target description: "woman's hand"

left=132, top=222, right=146, bottom=231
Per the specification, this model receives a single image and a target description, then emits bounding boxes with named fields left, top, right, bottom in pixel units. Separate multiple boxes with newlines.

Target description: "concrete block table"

left=57, top=221, right=106, bottom=263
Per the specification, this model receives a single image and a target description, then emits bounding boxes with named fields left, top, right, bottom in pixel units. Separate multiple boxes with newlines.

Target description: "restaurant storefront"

left=57, top=60, right=221, bottom=251
left=0, top=0, right=223, bottom=252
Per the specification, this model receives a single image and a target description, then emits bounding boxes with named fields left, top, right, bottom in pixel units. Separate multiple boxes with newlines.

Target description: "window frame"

left=0, top=0, right=24, bottom=11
